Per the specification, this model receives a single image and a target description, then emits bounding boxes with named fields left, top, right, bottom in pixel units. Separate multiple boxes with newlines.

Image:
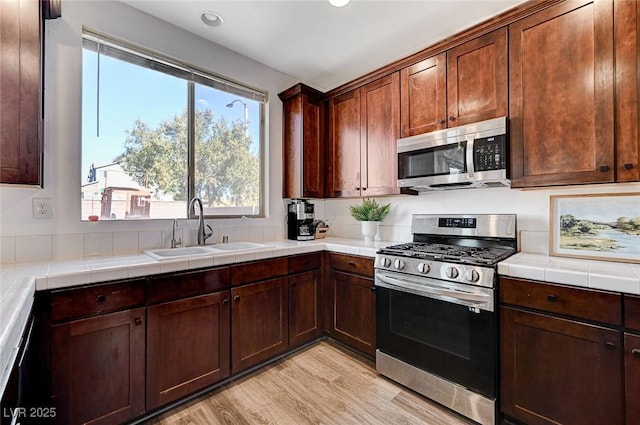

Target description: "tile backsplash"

left=1, top=223, right=285, bottom=265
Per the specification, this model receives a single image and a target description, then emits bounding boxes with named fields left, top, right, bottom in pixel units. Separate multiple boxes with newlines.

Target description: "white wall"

left=320, top=183, right=640, bottom=254
left=0, top=1, right=298, bottom=263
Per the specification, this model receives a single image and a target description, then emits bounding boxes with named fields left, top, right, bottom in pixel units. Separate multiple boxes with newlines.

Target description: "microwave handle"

left=466, top=136, right=475, bottom=178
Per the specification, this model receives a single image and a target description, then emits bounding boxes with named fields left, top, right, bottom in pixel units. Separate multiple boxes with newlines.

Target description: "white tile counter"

left=0, top=276, right=35, bottom=399
left=0, top=237, right=388, bottom=397
left=498, top=252, right=640, bottom=295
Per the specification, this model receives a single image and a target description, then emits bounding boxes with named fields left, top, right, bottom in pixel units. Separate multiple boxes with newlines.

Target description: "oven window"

left=399, top=141, right=467, bottom=179
left=389, top=290, right=470, bottom=359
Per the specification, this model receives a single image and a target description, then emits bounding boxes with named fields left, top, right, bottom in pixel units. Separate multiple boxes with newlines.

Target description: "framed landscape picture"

left=550, top=193, right=640, bottom=263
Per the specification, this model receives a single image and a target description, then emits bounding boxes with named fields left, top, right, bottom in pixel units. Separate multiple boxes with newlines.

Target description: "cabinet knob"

left=624, top=163, right=634, bottom=170
left=362, top=187, right=367, bottom=191
left=96, top=294, right=106, bottom=303
left=605, top=341, right=616, bottom=350
left=449, top=116, right=456, bottom=121
left=632, top=348, right=640, bottom=357
left=370, top=287, right=376, bottom=292
left=546, top=294, right=557, bottom=302
left=438, top=118, right=445, bottom=124
left=599, top=165, right=610, bottom=172
left=134, top=317, right=143, bottom=326
left=234, top=295, right=240, bottom=302
left=355, top=187, right=360, bottom=191
left=222, top=299, right=229, bottom=305
left=348, top=261, right=356, bottom=267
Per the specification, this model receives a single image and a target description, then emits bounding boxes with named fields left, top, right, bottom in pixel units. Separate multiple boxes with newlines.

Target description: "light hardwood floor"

left=147, top=341, right=473, bottom=425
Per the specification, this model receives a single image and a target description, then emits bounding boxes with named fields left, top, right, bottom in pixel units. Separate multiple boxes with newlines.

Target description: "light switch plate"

left=33, top=198, right=53, bottom=219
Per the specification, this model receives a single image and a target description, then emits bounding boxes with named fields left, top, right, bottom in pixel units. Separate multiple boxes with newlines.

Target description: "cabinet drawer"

left=230, top=257, right=288, bottom=286
left=288, top=253, right=321, bottom=274
left=51, top=279, right=146, bottom=323
left=148, top=267, right=230, bottom=304
left=328, top=253, right=374, bottom=278
left=500, top=277, right=621, bottom=325
left=625, top=295, right=640, bottom=332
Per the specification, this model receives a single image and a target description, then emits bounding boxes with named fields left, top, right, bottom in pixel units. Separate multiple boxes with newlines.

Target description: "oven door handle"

left=375, top=273, right=493, bottom=311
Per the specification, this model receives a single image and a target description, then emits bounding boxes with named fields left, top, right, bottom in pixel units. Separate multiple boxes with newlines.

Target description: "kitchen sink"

left=144, top=246, right=217, bottom=260
left=210, top=242, right=266, bottom=251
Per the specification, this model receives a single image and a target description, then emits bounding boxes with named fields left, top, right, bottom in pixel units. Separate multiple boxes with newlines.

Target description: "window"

left=81, top=30, right=265, bottom=220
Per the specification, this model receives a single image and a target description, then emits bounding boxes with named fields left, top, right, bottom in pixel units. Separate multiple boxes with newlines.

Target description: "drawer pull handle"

left=605, top=341, right=616, bottom=350
left=599, top=165, right=610, bottom=172
left=546, top=294, right=557, bottom=302
left=96, top=294, right=106, bottom=303
left=632, top=348, right=640, bottom=357
left=234, top=295, right=240, bottom=302
left=348, top=261, right=356, bottom=266
left=623, top=163, right=634, bottom=170
left=134, top=317, right=142, bottom=326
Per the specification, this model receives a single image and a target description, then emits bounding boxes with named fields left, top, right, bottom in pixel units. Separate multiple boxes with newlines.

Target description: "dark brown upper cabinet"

left=400, top=28, right=507, bottom=138
left=327, top=73, right=400, bottom=198
left=614, top=0, right=639, bottom=183
left=279, top=84, right=325, bottom=199
left=509, top=0, right=616, bottom=187
left=0, top=0, right=42, bottom=185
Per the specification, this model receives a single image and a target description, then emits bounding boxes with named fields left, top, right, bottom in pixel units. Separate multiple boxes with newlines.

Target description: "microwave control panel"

left=473, top=134, right=507, bottom=171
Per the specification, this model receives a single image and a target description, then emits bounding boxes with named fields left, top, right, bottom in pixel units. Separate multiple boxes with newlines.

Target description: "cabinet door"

left=446, top=28, right=507, bottom=127
left=281, top=85, right=325, bottom=198
left=51, top=308, right=145, bottom=425
left=0, top=0, right=41, bottom=185
left=614, top=0, right=639, bottom=182
left=328, top=271, right=376, bottom=356
left=501, top=307, right=623, bottom=425
left=360, top=73, right=400, bottom=196
left=328, top=89, right=361, bottom=197
left=289, top=270, right=321, bottom=347
left=626, top=333, right=640, bottom=425
left=231, top=277, right=288, bottom=374
left=400, top=53, right=446, bottom=137
left=509, top=0, right=615, bottom=187
left=146, top=291, right=230, bottom=410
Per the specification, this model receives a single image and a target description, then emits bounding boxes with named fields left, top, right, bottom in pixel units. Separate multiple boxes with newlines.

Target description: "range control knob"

left=394, top=259, right=406, bottom=271
left=446, top=267, right=459, bottom=279
left=379, top=257, right=391, bottom=268
left=417, top=263, right=430, bottom=274
left=466, top=269, right=480, bottom=282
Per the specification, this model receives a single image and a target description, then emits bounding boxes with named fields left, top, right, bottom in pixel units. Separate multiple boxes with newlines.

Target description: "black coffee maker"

left=287, top=199, right=315, bottom=241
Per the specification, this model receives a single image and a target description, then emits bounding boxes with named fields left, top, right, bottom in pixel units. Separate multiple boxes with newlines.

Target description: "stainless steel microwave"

left=397, top=116, right=509, bottom=191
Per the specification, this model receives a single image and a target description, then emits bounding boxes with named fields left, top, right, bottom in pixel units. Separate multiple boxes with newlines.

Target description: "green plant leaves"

left=348, top=198, right=391, bottom=221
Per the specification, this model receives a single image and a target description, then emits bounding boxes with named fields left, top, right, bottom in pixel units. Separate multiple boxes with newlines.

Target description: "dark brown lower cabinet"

left=50, top=308, right=145, bottom=425
left=146, top=291, right=230, bottom=410
left=626, top=333, right=640, bottom=425
left=500, top=306, right=623, bottom=425
left=289, top=270, right=321, bottom=347
left=328, top=270, right=376, bottom=356
left=231, top=277, right=289, bottom=374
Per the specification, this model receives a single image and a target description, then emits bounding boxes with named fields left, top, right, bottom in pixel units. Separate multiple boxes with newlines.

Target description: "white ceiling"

left=121, top=0, right=527, bottom=92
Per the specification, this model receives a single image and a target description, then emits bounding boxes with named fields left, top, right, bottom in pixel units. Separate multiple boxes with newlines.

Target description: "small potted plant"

left=349, top=198, right=391, bottom=243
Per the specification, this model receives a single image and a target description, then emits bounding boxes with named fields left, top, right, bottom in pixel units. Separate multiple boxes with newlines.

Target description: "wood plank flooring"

left=147, top=341, right=473, bottom=425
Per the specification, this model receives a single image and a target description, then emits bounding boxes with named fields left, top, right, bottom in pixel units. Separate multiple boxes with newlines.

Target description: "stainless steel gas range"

left=374, top=214, right=517, bottom=425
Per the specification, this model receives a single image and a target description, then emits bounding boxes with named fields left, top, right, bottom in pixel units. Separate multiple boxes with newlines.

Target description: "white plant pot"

left=361, top=221, right=378, bottom=244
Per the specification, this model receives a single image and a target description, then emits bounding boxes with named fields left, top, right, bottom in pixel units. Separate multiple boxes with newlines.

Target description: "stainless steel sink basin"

left=144, top=246, right=216, bottom=260
left=210, top=242, right=266, bottom=251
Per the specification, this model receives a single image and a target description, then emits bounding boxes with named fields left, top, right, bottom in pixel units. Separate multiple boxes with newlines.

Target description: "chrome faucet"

left=170, top=219, right=182, bottom=248
left=188, top=197, right=213, bottom=245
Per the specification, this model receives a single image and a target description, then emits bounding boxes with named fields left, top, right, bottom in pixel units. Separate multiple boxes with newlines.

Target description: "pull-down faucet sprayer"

left=188, top=197, right=213, bottom=245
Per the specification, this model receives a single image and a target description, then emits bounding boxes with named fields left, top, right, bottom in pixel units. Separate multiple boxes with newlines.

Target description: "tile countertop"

left=0, top=237, right=389, bottom=398
left=498, top=252, right=640, bottom=295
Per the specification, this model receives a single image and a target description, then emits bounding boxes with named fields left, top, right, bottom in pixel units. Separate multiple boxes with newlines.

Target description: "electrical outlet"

left=33, top=198, right=53, bottom=219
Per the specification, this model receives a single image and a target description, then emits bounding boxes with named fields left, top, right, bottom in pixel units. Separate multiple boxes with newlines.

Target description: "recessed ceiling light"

left=329, top=0, right=350, bottom=7
left=201, top=10, right=223, bottom=27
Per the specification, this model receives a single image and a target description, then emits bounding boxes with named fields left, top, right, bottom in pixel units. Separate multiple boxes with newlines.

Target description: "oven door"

left=375, top=271, right=496, bottom=397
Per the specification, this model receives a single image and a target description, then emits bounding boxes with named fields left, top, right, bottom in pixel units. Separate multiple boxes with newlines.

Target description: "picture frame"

left=549, top=193, right=640, bottom=263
